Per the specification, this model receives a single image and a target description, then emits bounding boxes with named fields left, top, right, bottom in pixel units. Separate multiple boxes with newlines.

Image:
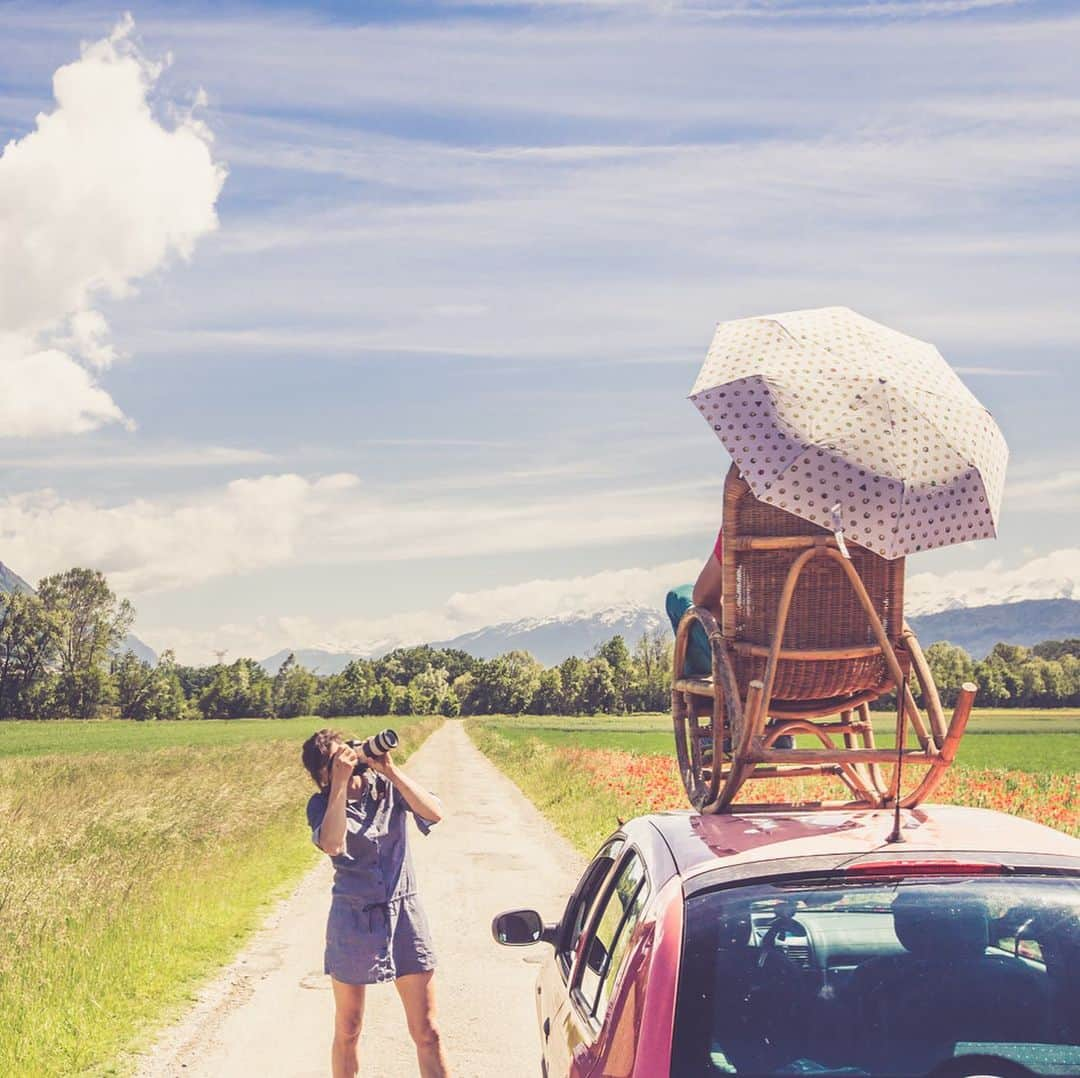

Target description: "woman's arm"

left=317, top=744, right=358, bottom=856
left=377, top=757, right=443, bottom=824
left=692, top=552, right=724, bottom=610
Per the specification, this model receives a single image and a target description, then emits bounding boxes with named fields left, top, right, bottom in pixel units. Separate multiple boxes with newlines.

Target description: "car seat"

left=853, top=890, right=1049, bottom=1074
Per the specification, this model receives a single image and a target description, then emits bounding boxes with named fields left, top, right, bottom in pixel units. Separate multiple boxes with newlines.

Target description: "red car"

left=494, top=806, right=1080, bottom=1078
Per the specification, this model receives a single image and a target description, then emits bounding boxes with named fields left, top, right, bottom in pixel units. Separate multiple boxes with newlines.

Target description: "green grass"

left=0, top=715, right=442, bottom=1077
left=483, top=709, right=1080, bottom=773
left=0, top=714, right=408, bottom=758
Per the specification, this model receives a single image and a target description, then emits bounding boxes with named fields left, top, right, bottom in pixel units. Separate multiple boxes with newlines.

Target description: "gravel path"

left=132, top=720, right=584, bottom=1077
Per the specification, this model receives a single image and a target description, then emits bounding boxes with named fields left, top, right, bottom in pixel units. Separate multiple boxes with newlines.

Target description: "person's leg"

left=665, top=585, right=713, bottom=677
left=396, top=970, right=448, bottom=1078
left=331, top=977, right=366, bottom=1078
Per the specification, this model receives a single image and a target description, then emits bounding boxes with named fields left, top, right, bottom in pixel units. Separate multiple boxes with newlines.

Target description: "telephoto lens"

left=365, top=728, right=399, bottom=756
left=345, top=729, right=399, bottom=771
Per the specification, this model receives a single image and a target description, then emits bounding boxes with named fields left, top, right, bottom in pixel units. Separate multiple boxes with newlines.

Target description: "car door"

left=538, top=837, right=625, bottom=1078
left=571, top=850, right=650, bottom=1076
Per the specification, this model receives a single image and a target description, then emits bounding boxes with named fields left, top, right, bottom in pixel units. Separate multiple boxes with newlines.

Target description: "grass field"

left=482, top=709, right=1080, bottom=773
left=0, top=715, right=409, bottom=758
left=468, top=710, right=1080, bottom=857
left=0, top=715, right=441, bottom=1077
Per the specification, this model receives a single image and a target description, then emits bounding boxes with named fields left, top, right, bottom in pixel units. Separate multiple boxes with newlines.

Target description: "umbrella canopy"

left=690, top=306, right=1008, bottom=559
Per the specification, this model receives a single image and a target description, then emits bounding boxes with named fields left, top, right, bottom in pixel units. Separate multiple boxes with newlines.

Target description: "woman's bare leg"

left=331, top=977, right=366, bottom=1078
left=395, top=971, right=448, bottom=1077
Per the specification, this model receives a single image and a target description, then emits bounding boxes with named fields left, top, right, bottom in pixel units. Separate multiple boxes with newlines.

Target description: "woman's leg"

left=331, top=977, right=367, bottom=1078
left=666, top=585, right=713, bottom=677
left=396, top=970, right=448, bottom=1078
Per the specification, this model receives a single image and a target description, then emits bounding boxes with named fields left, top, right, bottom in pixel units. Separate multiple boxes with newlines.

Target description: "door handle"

left=543, top=1017, right=551, bottom=1039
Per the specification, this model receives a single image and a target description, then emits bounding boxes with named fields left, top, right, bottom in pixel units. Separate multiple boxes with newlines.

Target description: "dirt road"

left=133, top=720, right=584, bottom=1078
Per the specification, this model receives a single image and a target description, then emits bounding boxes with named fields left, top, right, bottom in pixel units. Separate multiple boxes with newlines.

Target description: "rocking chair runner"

left=672, top=466, right=976, bottom=812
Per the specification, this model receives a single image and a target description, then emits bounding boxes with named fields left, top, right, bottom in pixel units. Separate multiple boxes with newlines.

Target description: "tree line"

left=1, top=568, right=1078, bottom=720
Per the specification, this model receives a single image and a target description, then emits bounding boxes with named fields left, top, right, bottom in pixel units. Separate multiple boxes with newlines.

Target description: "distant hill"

left=907, top=598, right=1080, bottom=660
left=260, top=648, right=364, bottom=676
left=267, top=598, right=1080, bottom=672
left=432, top=603, right=668, bottom=665
left=0, top=561, right=33, bottom=595
left=0, top=559, right=157, bottom=664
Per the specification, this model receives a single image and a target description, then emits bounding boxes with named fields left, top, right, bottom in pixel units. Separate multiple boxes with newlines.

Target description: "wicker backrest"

left=721, top=466, right=905, bottom=701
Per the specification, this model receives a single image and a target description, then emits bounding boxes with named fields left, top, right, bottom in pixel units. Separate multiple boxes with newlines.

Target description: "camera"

left=345, top=729, right=399, bottom=772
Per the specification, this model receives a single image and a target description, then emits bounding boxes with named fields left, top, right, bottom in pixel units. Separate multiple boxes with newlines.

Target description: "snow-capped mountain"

left=432, top=602, right=669, bottom=665
left=263, top=550, right=1080, bottom=670
left=905, top=548, right=1080, bottom=617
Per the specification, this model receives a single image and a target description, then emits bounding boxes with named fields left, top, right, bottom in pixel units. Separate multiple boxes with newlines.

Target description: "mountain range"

left=4, top=555, right=1076, bottom=673
left=258, top=596, right=1080, bottom=673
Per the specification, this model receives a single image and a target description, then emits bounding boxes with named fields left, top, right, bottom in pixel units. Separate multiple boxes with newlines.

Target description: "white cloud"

left=0, top=15, right=224, bottom=437
left=907, top=547, right=1080, bottom=615
left=141, top=557, right=703, bottom=663
left=143, top=542, right=1080, bottom=663
left=0, top=444, right=276, bottom=472
left=0, top=336, right=131, bottom=436
left=0, top=471, right=718, bottom=598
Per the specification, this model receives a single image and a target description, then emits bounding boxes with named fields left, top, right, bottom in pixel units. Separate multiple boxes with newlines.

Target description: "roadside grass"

left=484, top=709, right=1080, bottom=773
left=468, top=721, right=631, bottom=855
left=0, top=715, right=441, bottom=1077
left=468, top=715, right=1079, bottom=857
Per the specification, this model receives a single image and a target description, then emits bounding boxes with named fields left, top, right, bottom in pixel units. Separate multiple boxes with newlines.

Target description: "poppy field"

left=468, top=711, right=1080, bottom=855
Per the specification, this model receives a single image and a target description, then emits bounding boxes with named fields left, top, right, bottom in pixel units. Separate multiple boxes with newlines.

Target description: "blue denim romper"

left=307, top=774, right=437, bottom=985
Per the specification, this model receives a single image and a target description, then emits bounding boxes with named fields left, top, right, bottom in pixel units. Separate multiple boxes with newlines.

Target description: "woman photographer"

left=301, top=728, right=448, bottom=1078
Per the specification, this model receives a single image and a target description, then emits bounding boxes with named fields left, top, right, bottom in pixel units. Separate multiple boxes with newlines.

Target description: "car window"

left=577, top=851, right=649, bottom=1021
left=558, top=837, right=625, bottom=974
left=671, top=874, right=1080, bottom=1078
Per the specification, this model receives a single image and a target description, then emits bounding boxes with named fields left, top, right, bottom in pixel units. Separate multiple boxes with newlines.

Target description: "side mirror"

left=492, top=909, right=557, bottom=947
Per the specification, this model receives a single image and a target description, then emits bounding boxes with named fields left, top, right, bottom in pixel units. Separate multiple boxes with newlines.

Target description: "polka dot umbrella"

left=689, top=306, right=1008, bottom=559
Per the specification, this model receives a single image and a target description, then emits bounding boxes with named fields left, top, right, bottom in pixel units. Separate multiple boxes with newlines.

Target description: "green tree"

left=0, top=590, right=58, bottom=718
left=581, top=657, right=618, bottom=714
left=272, top=653, right=318, bottom=718
left=451, top=672, right=476, bottom=713
left=318, top=659, right=376, bottom=716
left=596, top=635, right=632, bottom=712
left=369, top=678, right=397, bottom=716
left=1033, top=638, right=1080, bottom=661
left=630, top=630, right=671, bottom=712
left=410, top=665, right=450, bottom=713
left=558, top=655, right=587, bottom=714
left=39, top=568, right=134, bottom=719
left=198, top=658, right=272, bottom=718
left=469, top=651, right=542, bottom=714
left=532, top=667, right=565, bottom=714
left=114, top=649, right=187, bottom=720
left=923, top=641, right=976, bottom=708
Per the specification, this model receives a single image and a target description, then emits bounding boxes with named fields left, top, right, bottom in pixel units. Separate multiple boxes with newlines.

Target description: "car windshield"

left=672, top=873, right=1080, bottom=1078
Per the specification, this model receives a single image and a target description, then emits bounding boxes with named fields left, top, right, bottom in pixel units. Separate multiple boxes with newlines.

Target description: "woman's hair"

left=301, top=728, right=344, bottom=789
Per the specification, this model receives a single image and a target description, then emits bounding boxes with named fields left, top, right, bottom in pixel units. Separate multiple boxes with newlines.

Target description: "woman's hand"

left=362, top=747, right=394, bottom=776
left=330, top=743, right=359, bottom=787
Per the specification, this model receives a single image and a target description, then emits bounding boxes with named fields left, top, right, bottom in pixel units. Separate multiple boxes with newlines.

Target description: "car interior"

left=673, top=876, right=1080, bottom=1078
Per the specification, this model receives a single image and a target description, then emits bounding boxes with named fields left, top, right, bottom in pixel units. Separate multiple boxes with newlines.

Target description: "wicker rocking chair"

left=672, top=466, right=976, bottom=813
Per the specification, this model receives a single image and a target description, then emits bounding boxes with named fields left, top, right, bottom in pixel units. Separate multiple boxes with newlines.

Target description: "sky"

left=0, top=0, right=1078, bottom=664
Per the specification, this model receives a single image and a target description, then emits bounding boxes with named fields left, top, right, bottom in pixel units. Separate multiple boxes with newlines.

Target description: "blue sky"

left=1, top=0, right=1077, bottom=662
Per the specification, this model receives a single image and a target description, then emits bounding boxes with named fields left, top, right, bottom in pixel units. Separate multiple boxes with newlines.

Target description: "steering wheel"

left=757, top=915, right=807, bottom=969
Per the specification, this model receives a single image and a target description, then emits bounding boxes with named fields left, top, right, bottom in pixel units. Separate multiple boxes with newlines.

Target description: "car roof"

left=641, top=804, right=1080, bottom=882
